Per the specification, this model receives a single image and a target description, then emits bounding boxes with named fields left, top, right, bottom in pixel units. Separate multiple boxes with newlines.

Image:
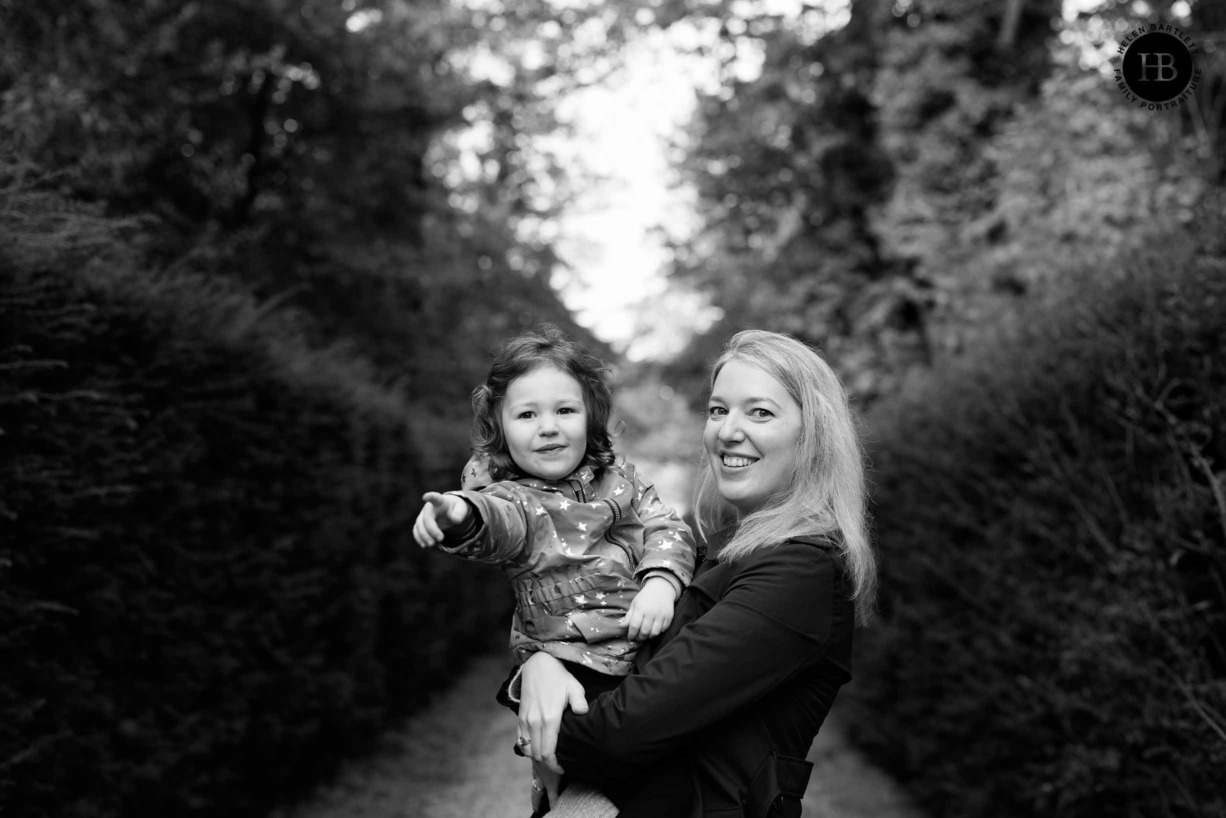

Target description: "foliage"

left=5, top=0, right=1226, bottom=815
left=656, top=0, right=1066, bottom=404
left=845, top=204, right=1226, bottom=818
left=0, top=1, right=621, bottom=815
left=0, top=187, right=516, bottom=818
left=874, top=4, right=1217, bottom=366
left=661, top=0, right=904, bottom=403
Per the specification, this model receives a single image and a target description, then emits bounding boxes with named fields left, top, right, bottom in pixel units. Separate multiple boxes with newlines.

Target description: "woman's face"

left=703, top=359, right=803, bottom=515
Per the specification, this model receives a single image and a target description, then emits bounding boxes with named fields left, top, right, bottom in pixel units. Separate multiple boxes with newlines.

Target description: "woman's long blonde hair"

left=693, top=330, right=877, bottom=623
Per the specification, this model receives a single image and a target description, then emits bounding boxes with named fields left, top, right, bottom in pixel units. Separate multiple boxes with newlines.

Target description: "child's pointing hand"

left=413, top=492, right=471, bottom=547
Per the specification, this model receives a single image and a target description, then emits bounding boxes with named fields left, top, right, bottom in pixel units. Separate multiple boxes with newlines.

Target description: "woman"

left=512, top=329, right=877, bottom=818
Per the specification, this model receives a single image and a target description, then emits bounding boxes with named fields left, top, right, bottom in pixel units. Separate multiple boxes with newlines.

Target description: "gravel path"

left=274, top=652, right=923, bottom=818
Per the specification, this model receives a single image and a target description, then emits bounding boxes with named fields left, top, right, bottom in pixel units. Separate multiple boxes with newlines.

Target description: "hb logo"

left=1120, top=30, right=1196, bottom=103
left=1137, top=52, right=1178, bottom=82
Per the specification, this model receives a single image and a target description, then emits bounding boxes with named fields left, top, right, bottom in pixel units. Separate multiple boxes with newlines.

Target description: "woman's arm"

left=555, top=542, right=845, bottom=783
left=517, top=651, right=590, bottom=773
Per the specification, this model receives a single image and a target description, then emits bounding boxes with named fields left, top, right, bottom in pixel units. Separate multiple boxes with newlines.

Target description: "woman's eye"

left=750, top=408, right=773, bottom=419
left=707, top=406, right=727, bottom=418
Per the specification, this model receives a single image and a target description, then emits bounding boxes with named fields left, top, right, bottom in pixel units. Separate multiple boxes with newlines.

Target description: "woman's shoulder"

left=717, top=538, right=850, bottom=633
left=747, top=534, right=839, bottom=559
left=733, top=537, right=844, bottom=582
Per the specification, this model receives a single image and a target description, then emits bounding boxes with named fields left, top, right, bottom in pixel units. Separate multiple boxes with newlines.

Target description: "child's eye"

left=517, top=411, right=536, bottom=420
left=558, top=407, right=579, bottom=415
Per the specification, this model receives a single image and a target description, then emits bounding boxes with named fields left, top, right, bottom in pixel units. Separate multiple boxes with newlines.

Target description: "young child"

left=411, top=325, right=696, bottom=814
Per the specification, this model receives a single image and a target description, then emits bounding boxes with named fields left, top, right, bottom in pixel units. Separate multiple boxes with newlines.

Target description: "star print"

left=575, top=595, right=587, bottom=605
left=558, top=499, right=571, bottom=511
left=613, top=486, right=625, bottom=495
left=577, top=522, right=588, bottom=532
left=535, top=505, right=547, bottom=516
left=660, top=542, right=673, bottom=550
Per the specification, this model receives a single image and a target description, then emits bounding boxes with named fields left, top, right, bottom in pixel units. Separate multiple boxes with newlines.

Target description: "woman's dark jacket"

left=555, top=536, right=855, bottom=818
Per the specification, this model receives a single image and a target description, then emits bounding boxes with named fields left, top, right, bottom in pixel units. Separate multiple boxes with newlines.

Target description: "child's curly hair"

left=471, top=324, right=616, bottom=481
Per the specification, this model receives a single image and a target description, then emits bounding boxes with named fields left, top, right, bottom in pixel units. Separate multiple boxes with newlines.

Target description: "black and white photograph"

left=2, top=1, right=1223, bottom=816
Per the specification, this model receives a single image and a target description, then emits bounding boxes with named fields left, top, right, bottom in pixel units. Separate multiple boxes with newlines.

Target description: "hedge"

left=0, top=200, right=510, bottom=817
left=847, top=210, right=1226, bottom=817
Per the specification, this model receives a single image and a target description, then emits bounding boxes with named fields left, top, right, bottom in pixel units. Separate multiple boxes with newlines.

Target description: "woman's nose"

left=717, top=412, right=745, bottom=442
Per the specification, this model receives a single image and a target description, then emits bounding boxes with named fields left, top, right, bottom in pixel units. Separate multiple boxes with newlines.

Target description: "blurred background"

left=2, top=0, right=1224, bottom=816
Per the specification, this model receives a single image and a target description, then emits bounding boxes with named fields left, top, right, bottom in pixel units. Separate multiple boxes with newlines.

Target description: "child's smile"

left=500, top=365, right=588, bottom=481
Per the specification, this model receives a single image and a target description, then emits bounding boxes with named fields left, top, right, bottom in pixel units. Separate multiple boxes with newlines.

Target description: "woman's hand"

left=531, top=760, right=563, bottom=813
left=519, top=652, right=589, bottom=774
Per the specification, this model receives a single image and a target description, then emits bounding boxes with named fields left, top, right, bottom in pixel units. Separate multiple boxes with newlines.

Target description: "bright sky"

left=547, top=26, right=723, bottom=362
left=546, top=5, right=849, bottom=361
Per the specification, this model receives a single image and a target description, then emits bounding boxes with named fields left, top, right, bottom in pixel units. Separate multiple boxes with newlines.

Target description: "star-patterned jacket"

left=440, top=461, right=696, bottom=675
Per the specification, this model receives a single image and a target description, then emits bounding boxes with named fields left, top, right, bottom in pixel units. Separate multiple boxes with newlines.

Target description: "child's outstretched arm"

left=413, top=492, right=471, bottom=547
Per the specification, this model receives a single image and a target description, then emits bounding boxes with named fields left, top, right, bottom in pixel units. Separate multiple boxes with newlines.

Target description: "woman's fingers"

left=533, top=761, right=563, bottom=808
left=523, top=700, right=560, bottom=763
left=567, top=678, right=589, bottom=714
left=517, top=653, right=582, bottom=772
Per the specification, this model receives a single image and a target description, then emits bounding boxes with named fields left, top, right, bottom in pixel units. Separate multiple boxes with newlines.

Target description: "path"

left=273, top=652, right=923, bottom=818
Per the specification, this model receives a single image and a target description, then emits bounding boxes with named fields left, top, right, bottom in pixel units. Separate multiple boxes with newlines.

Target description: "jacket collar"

left=515, top=464, right=598, bottom=496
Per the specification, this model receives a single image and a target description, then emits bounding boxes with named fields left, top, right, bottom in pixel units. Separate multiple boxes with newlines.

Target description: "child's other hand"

left=622, top=576, right=676, bottom=641
left=412, top=492, right=469, bottom=547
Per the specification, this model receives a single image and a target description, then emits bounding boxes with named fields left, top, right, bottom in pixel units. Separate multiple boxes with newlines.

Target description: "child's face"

left=499, top=365, right=588, bottom=481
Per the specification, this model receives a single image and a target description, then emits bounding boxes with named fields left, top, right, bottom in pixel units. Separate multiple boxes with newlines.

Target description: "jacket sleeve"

left=436, top=484, right=541, bottom=567
left=630, top=476, right=696, bottom=587
left=555, top=542, right=841, bottom=782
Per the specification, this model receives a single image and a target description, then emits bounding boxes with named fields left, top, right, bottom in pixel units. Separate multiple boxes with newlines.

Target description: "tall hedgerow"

left=847, top=203, right=1226, bottom=818
left=0, top=190, right=510, bottom=818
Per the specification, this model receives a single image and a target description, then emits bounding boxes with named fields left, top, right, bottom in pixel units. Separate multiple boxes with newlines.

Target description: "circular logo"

left=1118, top=29, right=1197, bottom=104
